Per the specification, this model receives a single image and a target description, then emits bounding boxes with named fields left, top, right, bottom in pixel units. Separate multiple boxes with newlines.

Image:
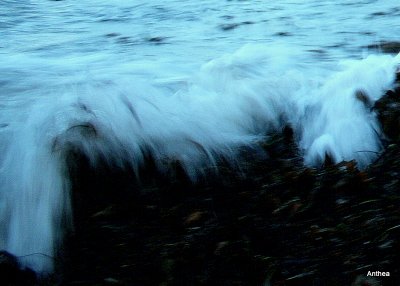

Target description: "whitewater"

left=1, top=0, right=400, bottom=274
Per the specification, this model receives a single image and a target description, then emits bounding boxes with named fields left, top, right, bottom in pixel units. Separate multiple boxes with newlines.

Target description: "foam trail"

left=0, top=46, right=399, bottom=273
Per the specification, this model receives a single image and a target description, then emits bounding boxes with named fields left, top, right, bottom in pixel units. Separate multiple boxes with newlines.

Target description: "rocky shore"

left=2, top=74, right=400, bottom=286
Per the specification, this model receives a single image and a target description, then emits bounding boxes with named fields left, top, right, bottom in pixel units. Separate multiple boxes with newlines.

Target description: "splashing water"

left=1, top=45, right=399, bottom=273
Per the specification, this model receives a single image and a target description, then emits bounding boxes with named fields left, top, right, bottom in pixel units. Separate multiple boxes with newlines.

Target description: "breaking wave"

left=0, top=45, right=399, bottom=272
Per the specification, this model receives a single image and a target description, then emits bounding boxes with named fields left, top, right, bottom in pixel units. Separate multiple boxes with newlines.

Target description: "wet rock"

left=0, top=251, right=36, bottom=285
left=374, top=86, right=400, bottom=140
left=0, top=250, right=19, bottom=273
left=355, top=89, right=373, bottom=109
left=366, top=41, right=400, bottom=54
left=184, top=211, right=205, bottom=226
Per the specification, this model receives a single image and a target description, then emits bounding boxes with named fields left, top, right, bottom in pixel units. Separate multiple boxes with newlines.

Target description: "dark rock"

left=355, top=89, right=373, bottom=109
left=0, top=250, right=19, bottom=271
left=0, top=251, right=36, bottom=286
left=374, top=86, right=400, bottom=140
left=366, top=41, right=400, bottom=54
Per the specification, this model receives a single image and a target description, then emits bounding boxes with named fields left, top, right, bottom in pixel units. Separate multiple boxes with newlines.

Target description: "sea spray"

left=295, top=54, right=400, bottom=167
left=0, top=45, right=399, bottom=273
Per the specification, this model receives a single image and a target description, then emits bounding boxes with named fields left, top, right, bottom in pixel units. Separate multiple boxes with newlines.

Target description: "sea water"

left=0, top=0, right=399, bottom=273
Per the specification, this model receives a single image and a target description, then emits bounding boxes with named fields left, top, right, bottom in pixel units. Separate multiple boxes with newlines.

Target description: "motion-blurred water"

left=1, top=0, right=400, bottom=78
left=0, top=0, right=399, bottom=273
